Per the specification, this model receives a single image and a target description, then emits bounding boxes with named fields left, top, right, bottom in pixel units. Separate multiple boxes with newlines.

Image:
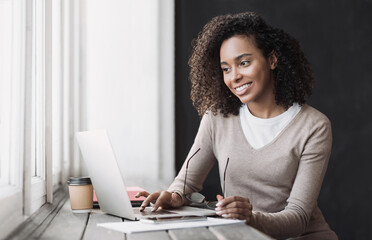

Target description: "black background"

left=175, top=0, right=372, bottom=239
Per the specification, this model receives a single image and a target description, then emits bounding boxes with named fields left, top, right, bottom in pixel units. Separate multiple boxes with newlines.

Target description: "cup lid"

left=68, top=177, right=92, bottom=186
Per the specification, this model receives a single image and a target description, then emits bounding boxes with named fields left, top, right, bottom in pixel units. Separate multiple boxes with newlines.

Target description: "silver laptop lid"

left=76, top=130, right=216, bottom=220
left=76, top=130, right=136, bottom=220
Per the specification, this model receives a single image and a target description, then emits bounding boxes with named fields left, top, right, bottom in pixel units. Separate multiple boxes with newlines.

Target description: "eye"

left=221, top=66, right=231, bottom=73
left=240, top=60, right=250, bottom=66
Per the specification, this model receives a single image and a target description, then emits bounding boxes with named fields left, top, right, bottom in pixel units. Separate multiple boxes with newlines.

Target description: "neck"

left=247, top=101, right=287, bottom=119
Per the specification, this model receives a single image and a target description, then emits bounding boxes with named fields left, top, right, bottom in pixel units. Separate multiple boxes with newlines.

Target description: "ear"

left=269, top=50, right=278, bottom=70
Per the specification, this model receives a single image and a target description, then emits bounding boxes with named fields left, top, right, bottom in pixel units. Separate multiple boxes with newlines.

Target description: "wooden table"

left=5, top=188, right=272, bottom=240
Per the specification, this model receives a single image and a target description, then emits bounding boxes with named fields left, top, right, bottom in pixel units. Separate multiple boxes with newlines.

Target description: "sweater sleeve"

left=168, top=113, right=216, bottom=199
left=249, top=118, right=333, bottom=239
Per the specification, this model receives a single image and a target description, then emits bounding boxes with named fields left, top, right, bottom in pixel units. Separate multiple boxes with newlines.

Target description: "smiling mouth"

left=235, top=82, right=252, bottom=92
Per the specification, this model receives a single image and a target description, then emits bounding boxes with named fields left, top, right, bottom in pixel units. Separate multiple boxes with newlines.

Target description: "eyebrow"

left=220, top=53, right=252, bottom=65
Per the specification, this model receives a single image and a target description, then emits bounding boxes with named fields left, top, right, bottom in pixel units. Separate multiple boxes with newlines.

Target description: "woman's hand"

left=215, top=195, right=253, bottom=224
left=135, top=191, right=183, bottom=212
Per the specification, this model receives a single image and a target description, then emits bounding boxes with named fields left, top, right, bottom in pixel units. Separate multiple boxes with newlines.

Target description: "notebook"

left=75, top=130, right=216, bottom=220
left=93, top=187, right=145, bottom=208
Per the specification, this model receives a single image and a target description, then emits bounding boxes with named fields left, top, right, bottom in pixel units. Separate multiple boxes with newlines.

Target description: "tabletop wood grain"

left=6, top=196, right=272, bottom=240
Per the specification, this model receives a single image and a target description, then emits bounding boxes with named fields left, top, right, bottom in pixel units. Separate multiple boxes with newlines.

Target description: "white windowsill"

left=0, top=185, right=23, bottom=238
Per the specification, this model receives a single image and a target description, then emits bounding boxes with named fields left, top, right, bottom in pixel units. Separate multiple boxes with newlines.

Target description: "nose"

left=231, top=67, right=242, bottom=82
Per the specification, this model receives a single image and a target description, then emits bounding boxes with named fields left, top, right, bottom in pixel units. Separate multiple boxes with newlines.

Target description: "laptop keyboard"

left=133, top=208, right=176, bottom=216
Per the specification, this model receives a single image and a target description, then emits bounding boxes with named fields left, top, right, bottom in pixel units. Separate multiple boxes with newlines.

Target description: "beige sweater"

left=168, top=104, right=338, bottom=239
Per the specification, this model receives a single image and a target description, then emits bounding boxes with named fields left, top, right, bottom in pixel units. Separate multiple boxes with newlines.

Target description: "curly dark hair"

left=189, top=12, right=314, bottom=117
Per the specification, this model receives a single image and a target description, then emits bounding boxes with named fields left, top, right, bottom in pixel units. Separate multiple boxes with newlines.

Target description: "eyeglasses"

left=182, top=148, right=230, bottom=210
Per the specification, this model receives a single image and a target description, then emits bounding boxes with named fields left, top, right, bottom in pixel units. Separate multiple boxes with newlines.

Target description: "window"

left=0, top=0, right=25, bottom=236
left=0, top=0, right=23, bottom=189
left=0, top=0, right=81, bottom=237
left=1, top=0, right=174, bottom=238
left=0, top=0, right=12, bottom=185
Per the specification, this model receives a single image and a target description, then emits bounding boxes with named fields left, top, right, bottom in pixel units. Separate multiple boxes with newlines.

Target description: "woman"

left=137, top=12, right=337, bottom=239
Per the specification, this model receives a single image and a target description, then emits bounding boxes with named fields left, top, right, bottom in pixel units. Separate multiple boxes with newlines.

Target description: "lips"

left=234, top=82, right=253, bottom=95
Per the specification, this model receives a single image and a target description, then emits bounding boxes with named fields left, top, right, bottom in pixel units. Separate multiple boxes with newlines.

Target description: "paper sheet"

left=98, top=217, right=245, bottom=234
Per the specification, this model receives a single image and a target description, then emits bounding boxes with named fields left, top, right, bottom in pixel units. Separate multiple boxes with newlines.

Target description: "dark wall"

left=175, top=0, right=372, bottom=239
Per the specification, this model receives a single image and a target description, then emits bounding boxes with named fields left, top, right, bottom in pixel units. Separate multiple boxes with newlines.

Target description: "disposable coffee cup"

left=67, top=177, right=93, bottom=213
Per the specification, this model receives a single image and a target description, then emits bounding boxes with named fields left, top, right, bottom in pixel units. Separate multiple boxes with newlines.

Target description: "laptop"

left=75, top=130, right=216, bottom=220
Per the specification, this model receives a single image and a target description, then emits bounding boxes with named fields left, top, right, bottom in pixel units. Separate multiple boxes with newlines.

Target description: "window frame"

left=1, top=0, right=79, bottom=230
left=24, top=0, right=48, bottom=215
left=0, top=0, right=26, bottom=236
left=51, top=0, right=63, bottom=191
left=23, top=0, right=80, bottom=217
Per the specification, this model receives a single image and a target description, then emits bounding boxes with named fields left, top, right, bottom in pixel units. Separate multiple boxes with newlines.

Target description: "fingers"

left=218, top=212, right=252, bottom=222
left=215, top=202, right=252, bottom=216
left=140, top=191, right=184, bottom=212
left=216, top=207, right=252, bottom=222
left=151, top=191, right=172, bottom=212
left=170, top=192, right=184, bottom=208
left=140, top=192, right=160, bottom=211
left=215, top=196, right=252, bottom=223
left=216, top=196, right=250, bottom=208
left=215, top=203, right=252, bottom=215
left=135, top=191, right=150, bottom=198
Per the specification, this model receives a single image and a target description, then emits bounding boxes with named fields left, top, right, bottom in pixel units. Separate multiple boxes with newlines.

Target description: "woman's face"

left=220, top=35, right=277, bottom=105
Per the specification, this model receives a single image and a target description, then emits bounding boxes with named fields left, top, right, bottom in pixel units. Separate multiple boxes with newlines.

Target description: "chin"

left=237, top=96, right=251, bottom=104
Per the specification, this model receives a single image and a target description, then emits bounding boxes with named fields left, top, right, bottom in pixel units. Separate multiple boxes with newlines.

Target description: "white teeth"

left=235, top=83, right=252, bottom=91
